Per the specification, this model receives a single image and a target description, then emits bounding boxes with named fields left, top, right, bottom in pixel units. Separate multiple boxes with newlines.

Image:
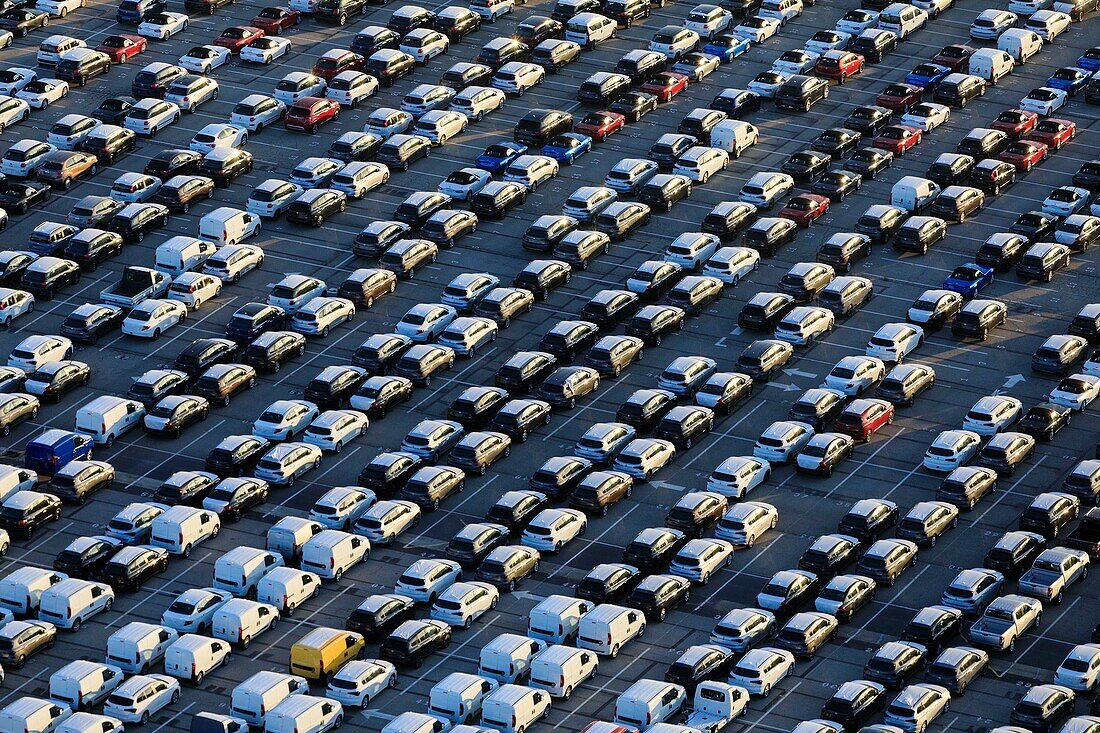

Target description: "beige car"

left=0, top=392, right=39, bottom=436
left=0, top=619, right=57, bottom=668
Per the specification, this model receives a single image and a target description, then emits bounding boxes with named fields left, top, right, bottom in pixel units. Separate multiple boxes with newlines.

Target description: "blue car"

left=904, top=62, right=951, bottom=89
left=541, top=133, right=592, bottom=165
left=1046, top=67, right=1090, bottom=96
left=1077, top=47, right=1100, bottom=73
left=475, top=141, right=527, bottom=174
left=703, top=33, right=751, bottom=62
left=943, top=263, right=994, bottom=298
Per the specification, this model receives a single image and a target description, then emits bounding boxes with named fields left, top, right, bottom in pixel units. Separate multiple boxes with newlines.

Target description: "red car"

left=873, top=125, right=922, bottom=156
left=999, top=139, right=1048, bottom=172
left=641, top=72, right=688, bottom=102
left=213, top=26, right=265, bottom=53
left=250, top=6, right=300, bottom=34
left=574, top=111, right=625, bottom=142
left=815, top=50, right=864, bottom=82
left=95, top=34, right=147, bottom=62
left=836, top=398, right=895, bottom=442
left=312, top=49, right=366, bottom=82
left=990, top=108, right=1038, bottom=139
left=931, top=44, right=974, bottom=71
left=779, top=193, right=830, bottom=227
left=875, top=82, right=923, bottom=113
left=1027, top=117, right=1076, bottom=150
left=285, top=97, right=340, bottom=133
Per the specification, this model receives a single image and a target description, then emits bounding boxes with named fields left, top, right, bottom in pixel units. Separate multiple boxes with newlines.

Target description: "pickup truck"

left=1065, top=507, right=1100, bottom=558
left=101, top=266, right=170, bottom=310
left=1017, top=547, right=1090, bottom=604
left=684, top=682, right=750, bottom=733
left=968, top=594, right=1043, bottom=652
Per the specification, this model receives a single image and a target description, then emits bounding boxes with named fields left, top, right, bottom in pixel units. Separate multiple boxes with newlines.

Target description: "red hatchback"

left=213, top=26, right=265, bottom=53
left=835, top=398, right=894, bottom=442
left=250, top=6, right=300, bottom=33
left=990, top=108, right=1038, bottom=139
left=779, top=193, right=830, bottom=227
left=876, top=82, right=923, bottom=113
left=931, top=44, right=974, bottom=71
left=312, top=49, right=366, bottom=82
left=575, top=111, right=625, bottom=142
left=998, top=140, right=1048, bottom=172
left=1027, top=117, right=1076, bottom=150
left=95, top=34, right=147, bottom=62
left=285, top=97, right=340, bottom=133
left=641, top=72, right=689, bottom=103
left=815, top=50, right=864, bottom=82
left=873, top=125, right=922, bottom=156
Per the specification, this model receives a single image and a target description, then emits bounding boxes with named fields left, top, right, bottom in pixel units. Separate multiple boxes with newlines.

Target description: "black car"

left=447, top=386, right=509, bottom=427
left=649, top=134, right=696, bottom=169
left=60, top=303, right=124, bottom=344
left=821, top=680, right=888, bottom=729
left=488, top=398, right=552, bottom=442
left=1018, top=402, right=1072, bottom=441
left=621, top=527, right=686, bottom=573
left=205, top=478, right=267, bottom=522
left=315, top=0, right=365, bottom=24
left=983, top=530, right=1046, bottom=579
left=351, top=26, right=400, bottom=56
left=353, top=333, right=412, bottom=374
left=352, top=375, right=413, bottom=418
left=863, top=641, right=927, bottom=689
left=844, top=105, right=891, bottom=137
left=617, top=388, right=676, bottom=432
left=528, top=455, right=592, bottom=500
left=144, top=149, right=203, bottom=179
left=844, top=148, right=894, bottom=180
left=106, top=203, right=170, bottom=243
left=512, top=259, right=571, bottom=300
left=204, top=435, right=270, bottom=478
left=627, top=574, right=690, bottom=622
left=576, top=562, right=641, bottom=603
left=781, top=150, right=831, bottom=183
left=710, top=88, right=760, bottom=117
left=174, top=338, right=237, bottom=377
left=53, top=536, right=123, bottom=578
left=242, top=332, right=306, bottom=373
left=347, top=594, right=415, bottom=640
left=92, top=96, right=138, bottom=125
left=304, top=365, right=367, bottom=409
left=21, top=257, right=80, bottom=300
left=286, top=190, right=346, bottom=227
left=515, top=15, right=561, bottom=46
left=328, top=132, right=383, bottom=163
left=0, top=251, right=35, bottom=286
left=1010, top=687, right=1075, bottom=733
left=63, top=231, right=124, bottom=271
left=100, top=546, right=169, bottom=592
left=358, top=451, right=422, bottom=497
left=1010, top=210, right=1061, bottom=242
left=812, top=169, right=863, bottom=201
left=625, top=304, right=686, bottom=347
left=654, top=405, right=714, bottom=450
left=838, top=498, right=898, bottom=543
left=609, top=91, right=658, bottom=122
left=224, top=303, right=286, bottom=342
left=381, top=619, right=451, bottom=668
left=737, top=292, right=795, bottom=330
left=812, top=128, right=861, bottom=158
left=900, top=605, right=963, bottom=654
left=581, top=289, right=640, bottom=330
left=26, top=361, right=90, bottom=403
left=446, top=523, right=509, bottom=566
left=0, top=490, right=60, bottom=538
left=484, top=490, right=547, bottom=532
left=0, top=181, right=50, bottom=214
left=494, top=351, right=557, bottom=393
left=540, top=320, right=599, bottom=362
left=665, top=646, right=733, bottom=695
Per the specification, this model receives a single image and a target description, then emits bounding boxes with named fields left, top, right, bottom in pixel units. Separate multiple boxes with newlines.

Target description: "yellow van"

left=289, top=627, right=364, bottom=681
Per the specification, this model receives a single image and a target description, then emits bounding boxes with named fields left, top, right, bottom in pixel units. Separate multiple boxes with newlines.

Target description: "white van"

left=199, top=208, right=262, bottom=247
left=163, top=633, right=232, bottom=683
left=231, top=671, right=309, bottom=728
left=968, top=48, right=1015, bottom=83
left=49, top=661, right=124, bottom=712
left=480, top=685, right=550, bottom=733
left=213, top=547, right=284, bottom=599
left=154, top=236, right=218, bottom=276
left=891, top=176, right=941, bottom=213
left=709, top=121, right=759, bottom=158
left=300, top=530, right=369, bottom=582
left=877, top=2, right=928, bottom=38
left=576, top=603, right=646, bottom=657
left=257, top=566, right=322, bottom=616
left=529, top=645, right=599, bottom=699
left=265, top=695, right=343, bottom=733
left=564, top=12, right=616, bottom=47
left=615, top=680, right=687, bottom=730
left=382, top=712, right=450, bottom=733
left=150, top=506, right=220, bottom=557
left=75, top=396, right=145, bottom=447
left=997, top=28, right=1043, bottom=63
left=105, top=622, right=178, bottom=674
left=0, top=466, right=37, bottom=504
left=0, top=567, right=67, bottom=616
left=267, top=517, right=324, bottom=562
left=528, top=595, right=591, bottom=644
left=211, top=598, right=280, bottom=648
left=478, top=634, right=548, bottom=683
left=57, top=713, right=128, bottom=733
left=428, top=672, right=497, bottom=724
left=0, top=697, right=71, bottom=733
left=38, top=579, right=113, bottom=631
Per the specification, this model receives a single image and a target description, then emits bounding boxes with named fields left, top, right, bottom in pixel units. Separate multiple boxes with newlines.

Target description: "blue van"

left=24, top=429, right=94, bottom=475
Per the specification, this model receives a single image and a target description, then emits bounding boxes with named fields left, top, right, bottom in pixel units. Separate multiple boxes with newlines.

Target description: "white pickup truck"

left=684, top=682, right=750, bottom=733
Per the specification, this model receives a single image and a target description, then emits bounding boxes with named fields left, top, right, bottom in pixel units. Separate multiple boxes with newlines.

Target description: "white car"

left=0, top=95, right=29, bottom=132
left=439, top=167, right=491, bottom=201
left=326, top=660, right=398, bottom=707
left=400, top=28, right=449, bottom=63
left=882, top=684, right=950, bottom=732
left=231, top=94, right=286, bottom=133
left=290, top=157, right=342, bottom=187
left=327, top=71, right=378, bottom=107
left=900, top=103, right=950, bottom=132
left=503, top=154, right=558, bottom=190
left=123, top=98, right=181, bottom=137
left=923, top=429, right=981, bottom=471
left=121, top=299, right=187, bottom=339
left=253, top=442, right=323, bottom=486
left=520, top=508, right=587, bottom=553
left=203, top=243, right=264, bottom=283
left=167, top=272, right=222, bottom=310
left=492, top=62, right=545, bottom=96
left=102, top=674, right=180, bottom=724
left=396, top=303, right=457, bottom=342
left=669, top=538, right=734, bottom=583
left=189, top=123, right=247, bottom=153
left=1048, top=373, right=1100, bottom=411
left=804, top=30, right=852, bottom=55
left=732, top=16, right=780, bottom=43
left=253, top=399, right=320, bottom=441
left=1025, top=8, right=1071, bottom=40
left=365, top=107, right=413, bottom=139
left=394, top=558, right=462, bottom=603
left=15, top=78, right=68, bottom=109
left=866, top=322, right=924, bottom=363
left=179, top=45, right=231, bottom=73
left=48, top=113, right=101, bottom=149
left=962, top=395, right=1022, bottom=435
left=274, top=71, right=326, bottom=105
left=303, top=409, right=369, bottom=452
left=269, top=274, right=325, bottom=313
left=1054, top=644, right=1100, bottom=692
left=246, top=179, right=302, bottom=219
left=706, top=456, right=770, bottom=499
left=702, top=246, right=759, bottom=285
left=309, top=486, right=375, bottom=529
left=0, top=287, right=34, bottom=326
left=822, top=355, right=887, bottom=397
left=438, top=316, right=498, bottom=357
left=1042, top=186, right=1090, bottom=217
left=241, top=37, right=292, bottom=64
left=836, top=9, right=879, bottom=34
left=1019, top=86, right=1068, bottom=115
left=355, top=500, right=421, bottom=545
left=36, top=0, right=83, bottom=16
left=772, top=49, right=820, bottom=76
left=747, top=70, right=790, bottom=98
left=662, top=232, right=719, bottom=271
left=138, top=12, right=190, bottom=40
left=0, top=67, right=38, bottom=96
left=414, top=109, right=468, bottom=145
left=111, top=172, right=161, bottom=202
left=291, top=296, right=356, bottom=337
left=754, top=420, right=814, bottom=464
left=429, top=581, right=499, bottom=628
left=685, top=4, right=734, bottom=38
left=330, top=162, right=388, bottom=199
left=729, top=647, right=795, bottom=696
left=161, top=587, right=233, bottom=633
left=650, top=26, right=701, bottom=57
left=776, top=306, right=835, bottom=346
left=450, top=86, right=505, bottom=122
left=612, top=437, right=676, bottom=480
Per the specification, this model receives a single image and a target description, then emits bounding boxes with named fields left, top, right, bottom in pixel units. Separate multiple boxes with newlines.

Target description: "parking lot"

left=0, top=0, right=1097, bottom=727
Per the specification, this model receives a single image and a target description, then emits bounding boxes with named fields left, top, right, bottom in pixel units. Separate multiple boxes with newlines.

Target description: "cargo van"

left=967, top=48, right=1014, bottom=84
left=576, top=603, right=646, bottom=657
left=150, top=506, right=220, bottom=557
left=212, top=547, right=284, bottom=599
left=154, top=236, right=218, bottom=276
left=997, top=29, right=1043, bottom=63
left=257, top=566, right=322, bottom=615
left=212, top=598, right=280, bottom=648
left=230, top=671, right=309, bottom=728
left=189, top=713, right=248, bottom=733
left=428, top=672, right=497, bottom=723
left=0, top=697, right=71, bottom=733
left=709, top=121, right=759, bottom=157
left=75, top=396, right=145, bottom=447
left=38, top=579, right=113, bottom=631
left=529, top=645, right=599, bottom=698
left=164, top=634, right=232, bottom=683
left=0, top=567, right=67, bottom=616
left=300, top=530, right=369, bottom=582
left=0, top=466, right=37, bottom=505
left=528, top=595, right=591, bottom=644
left=49, top=661, right=123, bottom=711
left=265, top=695, right=343, bottom=733
left=564, top=12, right=616, bottom=47
left=266, top=516, right=324, bottom=562
left=891, top=176, right=941, bottom=213
left=105, top=622, right=178, bottom=674
left=480, top=684, right=551, bottom=733
left=478, top=633, right=548, bottom=683
left=615, top=680, right=687, bottom=729
left=199, top=208, right=262, bottom=247
left=289, top=627, right=364, bottom=681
